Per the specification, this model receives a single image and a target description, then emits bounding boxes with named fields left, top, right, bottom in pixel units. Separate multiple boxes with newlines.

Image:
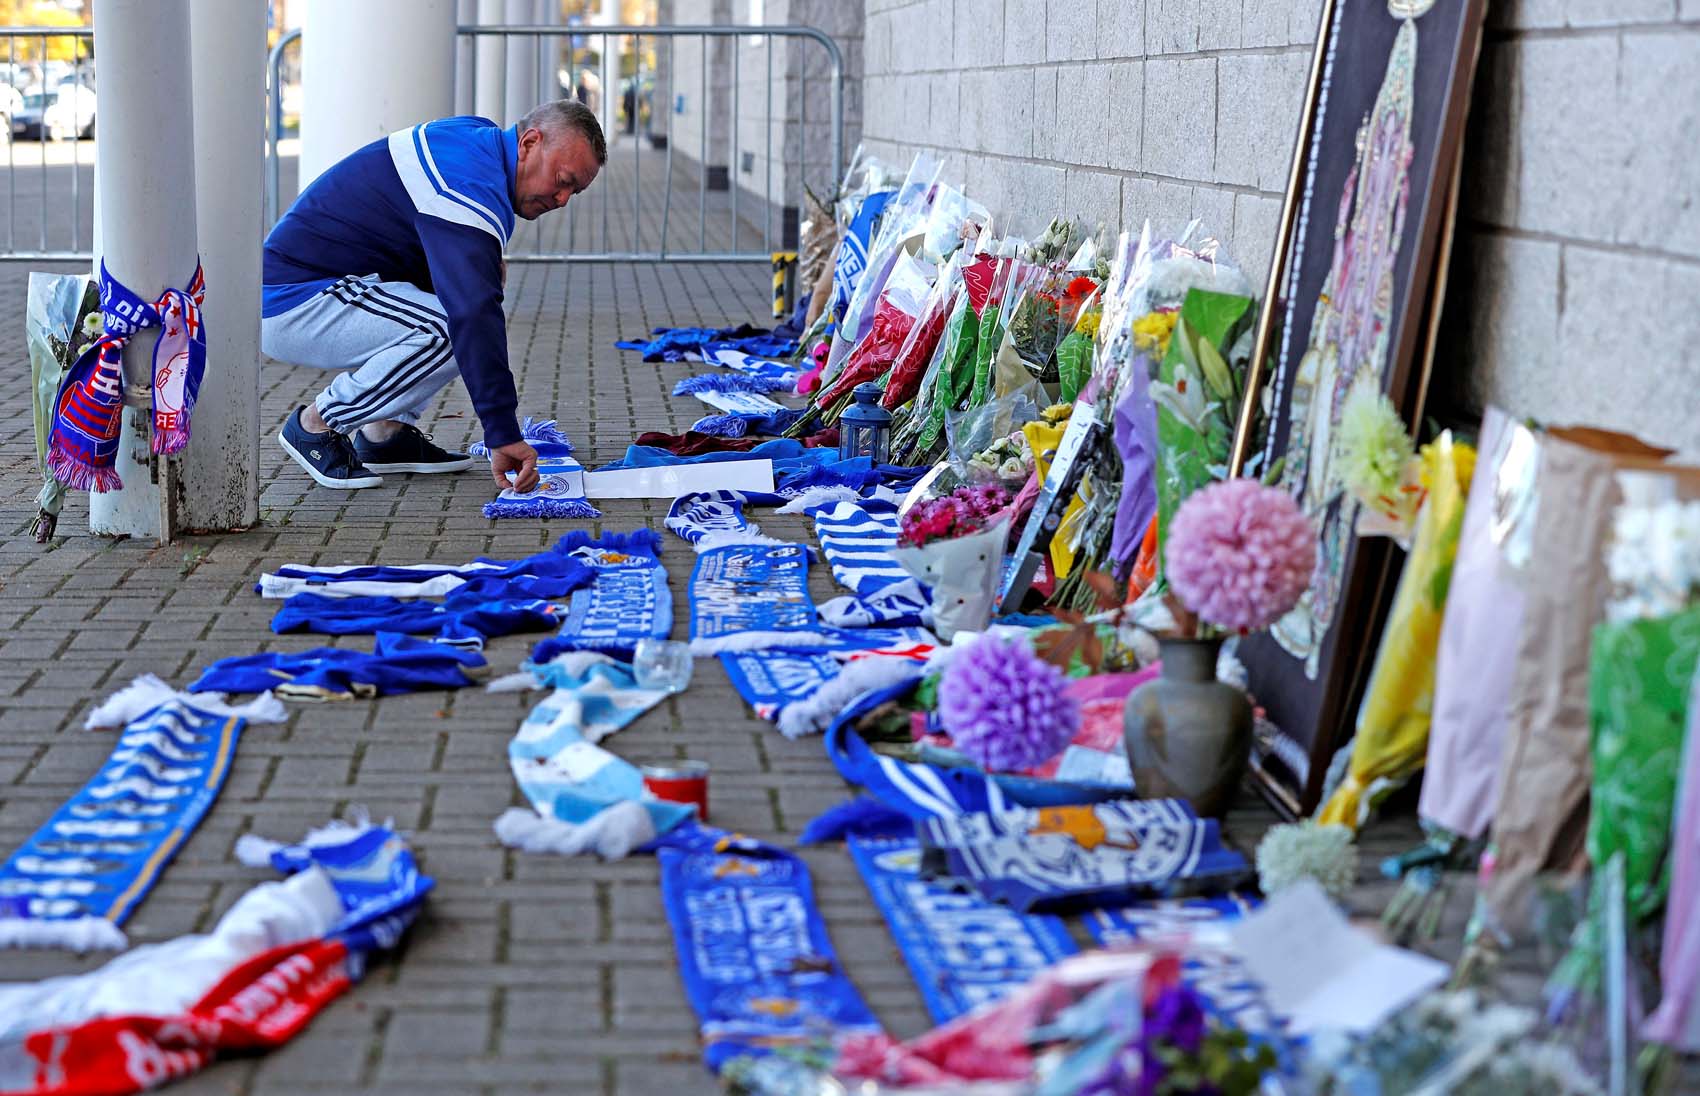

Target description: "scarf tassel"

left=46, top=447, right=124, bottom=493
left=482, top=496, right=602, bottom=520
left=690, top=413, right=752, bottom=438
left=671, top=373, right=792, bottom=396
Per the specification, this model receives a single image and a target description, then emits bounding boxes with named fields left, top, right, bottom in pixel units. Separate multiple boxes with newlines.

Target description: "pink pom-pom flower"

left=937, top=635, right=1079, bottom=773
left=1166, top=479, right=1315, bottom=633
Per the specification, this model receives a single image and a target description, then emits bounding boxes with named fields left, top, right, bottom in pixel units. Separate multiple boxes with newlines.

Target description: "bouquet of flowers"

left=1306, top=990, right=1601, bottom=1095
left=897, top=482, right=1012, bottom=549
left=1150, top=289, right=1257, bottom=569
left=878, top=251, right=965, bottom=411
left=812, top=250, right=936, bottom=416
left=964, top=428, right=1034, bottom=483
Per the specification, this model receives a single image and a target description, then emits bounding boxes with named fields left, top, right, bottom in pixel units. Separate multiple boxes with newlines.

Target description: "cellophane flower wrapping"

left=1643, top=659, right=1700, bottom=1051
left=815, top=250, right=936, bottom=413
left=890, top=515, right=1010, bottom=640
left=879, top=253, right=963, bottom=411
left=820, top=152, right=942, bottom=386
left=1549, top=603, right=1700, bottom=1005
left=1150, top=288, right=1254, bottom=573
left=970, top=255, right=1022, bottom=407
left=1420, top=408, right=1530, bottom=840
left=1317, top=435, right=1475, bottom=831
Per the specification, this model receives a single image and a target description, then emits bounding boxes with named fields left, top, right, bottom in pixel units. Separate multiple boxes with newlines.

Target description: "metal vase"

left=1122, top=636, right=1252, bottom=817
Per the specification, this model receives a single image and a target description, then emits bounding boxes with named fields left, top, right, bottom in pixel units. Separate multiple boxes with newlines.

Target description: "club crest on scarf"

left=48, top=260, right=208, bottom=492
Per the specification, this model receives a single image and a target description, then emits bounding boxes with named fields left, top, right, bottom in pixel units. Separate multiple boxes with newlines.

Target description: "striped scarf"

left=48, top=261, right=207, bottom=491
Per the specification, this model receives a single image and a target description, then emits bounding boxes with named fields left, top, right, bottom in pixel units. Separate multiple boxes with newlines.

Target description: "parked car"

left=0, top=83, right=22, bottom=135
left=11, top=86, right=94, bottom=141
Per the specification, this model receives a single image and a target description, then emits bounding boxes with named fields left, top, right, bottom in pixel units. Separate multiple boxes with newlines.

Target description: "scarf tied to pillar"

left=48, top=260, right=207, bottom=492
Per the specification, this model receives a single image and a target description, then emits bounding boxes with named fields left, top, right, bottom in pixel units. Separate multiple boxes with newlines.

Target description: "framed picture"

left=1231, top=0, right=1489, bottom=816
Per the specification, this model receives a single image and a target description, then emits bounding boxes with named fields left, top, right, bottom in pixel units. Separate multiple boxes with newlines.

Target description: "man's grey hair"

left=519, top=99, right=607, bottom=165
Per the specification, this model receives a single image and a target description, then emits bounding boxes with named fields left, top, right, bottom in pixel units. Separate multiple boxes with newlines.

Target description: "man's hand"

left=490, top=441, right=539, bottom=493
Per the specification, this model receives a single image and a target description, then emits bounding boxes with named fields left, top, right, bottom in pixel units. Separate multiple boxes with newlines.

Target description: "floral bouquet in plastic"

left=831, top=949, right=1277, bottom=1094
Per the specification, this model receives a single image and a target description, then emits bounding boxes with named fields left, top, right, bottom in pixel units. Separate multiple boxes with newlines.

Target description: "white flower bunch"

left=966, top=430, right=1033, bottom=482
left=1605, top=498, right=1700, bottom=622
left=1143, top=253, right=1252, bottom=310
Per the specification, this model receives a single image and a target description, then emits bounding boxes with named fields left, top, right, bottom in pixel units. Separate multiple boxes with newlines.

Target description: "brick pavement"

left=0, top=140, right=1528, bottom=1095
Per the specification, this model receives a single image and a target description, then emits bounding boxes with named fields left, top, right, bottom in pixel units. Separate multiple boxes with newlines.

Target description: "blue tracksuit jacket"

left=263, top=116, right=523, bottom=449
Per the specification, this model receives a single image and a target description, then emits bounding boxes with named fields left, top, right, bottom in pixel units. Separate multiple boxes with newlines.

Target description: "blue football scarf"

left=915, top=800, right=1251, bottom=913
left=847, top=833, right=1077, bottom=1023
left=1086, top=896, right=1295, bottom=1060
left=258, top=545, right=595, bottom=600
left=269, top=590, right=565, bottom=649
left=687, top=541, right=932, bottom=655
left=615, top=323, right=791, bottom=363
left=691, top=407, right=806, bottom=439
left=673, top=373, right=795, bottom=397
left=49, top=261, right=207, bottom=491
left=469, top=419, right=599, bottom=520
left=531, top=530, right=672, bottom=660
left=830, top=190, right=895, bottom=322
left=0, top=698, right=244, bottom=950
left=824, top=680, right=1137, bottom=820
left=658, top=839, right=883, bottom=1071
left=718, top=650, right=842, bottom=720
left=505, top=653, right=694, bottom=838
left=700, top=347, right=801, bottom=389
left=809, top=498, right=914, bottom=597
left=239, top=816, right=435, bottom=953
left=189, top=632, right=487, bottom=700
left=818, top=579, right=932, bottom=629
left=666, top=491, right=754, bottom=544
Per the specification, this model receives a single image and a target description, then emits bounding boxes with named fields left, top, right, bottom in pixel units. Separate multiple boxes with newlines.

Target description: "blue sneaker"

left=353, top=423, right=474, bottom=475
left=278, top=407, right=383, bottom=489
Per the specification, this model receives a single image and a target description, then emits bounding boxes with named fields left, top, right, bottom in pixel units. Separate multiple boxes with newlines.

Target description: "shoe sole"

left=278, top=432, right=384, bottom=489
left=359, top=458, right=475, bottom=474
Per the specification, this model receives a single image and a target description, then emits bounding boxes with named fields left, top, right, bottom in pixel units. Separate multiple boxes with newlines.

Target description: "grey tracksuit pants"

left=261, top=274, right=458, bottom=433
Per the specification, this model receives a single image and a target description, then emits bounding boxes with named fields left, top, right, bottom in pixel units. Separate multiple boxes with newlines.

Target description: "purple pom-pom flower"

left=1166, top=478, right=1316, bottom=633
left=937, top=635, right=1079, bottom=772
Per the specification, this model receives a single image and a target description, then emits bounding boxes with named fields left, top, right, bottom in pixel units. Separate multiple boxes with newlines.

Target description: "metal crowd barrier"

left=0, top=26, right=95, bottom=262
left=0, top=22, right=842, bottom=266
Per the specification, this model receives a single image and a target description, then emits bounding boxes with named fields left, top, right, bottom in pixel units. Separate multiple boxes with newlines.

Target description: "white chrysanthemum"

left=1255, top=820, right=1358, bottom=900
left=1606, top=499, right=1700, bottom=621
left=1334, top=375, right=1414, bottom=509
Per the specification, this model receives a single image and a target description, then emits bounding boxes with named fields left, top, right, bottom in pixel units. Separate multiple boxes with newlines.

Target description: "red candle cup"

left=641, top=761, right=710, bottom=822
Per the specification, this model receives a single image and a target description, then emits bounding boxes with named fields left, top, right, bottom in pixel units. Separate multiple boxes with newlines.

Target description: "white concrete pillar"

left=474, top=0, right=505, bottom=120
left=89, top=0, right=199, bottom=540
left=180, top=0, right=263, bottom=532
left=298, top=0, right=456, bottom=188
left=503, top=0, right=537, bottom=125
left=455, top=0, right=476, bottom=114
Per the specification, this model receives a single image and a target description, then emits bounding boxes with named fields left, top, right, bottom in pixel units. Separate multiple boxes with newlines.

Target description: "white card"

left=583, top=459, right=775, bottom=500
left=1227, top=880, right=1448, bottom=1035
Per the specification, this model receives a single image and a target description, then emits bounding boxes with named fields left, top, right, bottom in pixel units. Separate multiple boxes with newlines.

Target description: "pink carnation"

left=1166, top=479, right=1315, bottom=632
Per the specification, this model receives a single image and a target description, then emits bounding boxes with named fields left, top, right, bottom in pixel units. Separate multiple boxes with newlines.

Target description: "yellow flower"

left=1074, top=309, right=1101, bottom=340
left=1132, top=310, right=1178, bottom=358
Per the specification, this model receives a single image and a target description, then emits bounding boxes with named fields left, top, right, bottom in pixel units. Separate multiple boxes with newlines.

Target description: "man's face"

left=513, top=127, right=600, bottom=221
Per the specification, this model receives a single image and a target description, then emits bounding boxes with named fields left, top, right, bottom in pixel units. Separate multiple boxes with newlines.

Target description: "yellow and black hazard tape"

left=770, top=251, right=798, bottom=319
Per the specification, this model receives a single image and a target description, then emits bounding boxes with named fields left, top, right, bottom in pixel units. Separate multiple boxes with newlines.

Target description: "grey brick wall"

left=859, top=0, right=1700, bottom=452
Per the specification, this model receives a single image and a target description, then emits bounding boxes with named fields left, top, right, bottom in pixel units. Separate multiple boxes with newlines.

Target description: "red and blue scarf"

left=48, top=260, right=207, bottom=492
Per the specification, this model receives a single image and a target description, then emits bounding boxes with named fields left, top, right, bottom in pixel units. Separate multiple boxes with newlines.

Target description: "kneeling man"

left=262, top=100, right=605, bottom=491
